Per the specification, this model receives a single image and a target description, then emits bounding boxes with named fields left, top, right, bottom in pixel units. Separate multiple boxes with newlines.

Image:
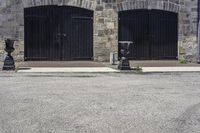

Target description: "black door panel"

left=24, top=6, right=93, bottom=61
left=119, top=9, right=178, bottom=60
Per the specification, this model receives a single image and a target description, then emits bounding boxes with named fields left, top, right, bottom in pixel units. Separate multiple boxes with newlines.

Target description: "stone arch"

left=117, top=0, right=182, bottom=13
left=116, top=0, right=193, bottom=61
left=22, top=0, right=95, bottom=10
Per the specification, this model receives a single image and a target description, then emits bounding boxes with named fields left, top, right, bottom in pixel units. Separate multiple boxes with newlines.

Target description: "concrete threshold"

left=141, top=67, right=200, bottom=73
left=17, top=67, right=119, bottom=73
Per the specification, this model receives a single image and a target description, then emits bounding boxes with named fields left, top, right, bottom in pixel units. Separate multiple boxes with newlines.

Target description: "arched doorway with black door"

left=24, top=6, right=93, bottom=61
left=118, top=9, right=178, bottom=60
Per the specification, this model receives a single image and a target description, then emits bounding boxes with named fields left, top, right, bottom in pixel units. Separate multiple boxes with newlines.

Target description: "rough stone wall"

left=94, top=0, right=118, bottom=61
left=0, top=0, right=95, bottom=62
left=178, top=0, right=198, bottom=62
left=94, top=0, right=198, bottom=62
left=0, top=0, right=199, bottom=62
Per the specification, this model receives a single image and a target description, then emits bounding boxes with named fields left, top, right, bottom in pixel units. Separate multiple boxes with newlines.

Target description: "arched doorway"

left=119, top=9, right=178, bottom=60
left=24, top=6, right=93, bottom=61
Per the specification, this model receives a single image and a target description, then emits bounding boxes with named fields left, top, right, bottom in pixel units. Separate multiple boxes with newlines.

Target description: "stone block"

left=179, top=47, right=186, bottom=54
left=106, top=22, right=115, bottom=29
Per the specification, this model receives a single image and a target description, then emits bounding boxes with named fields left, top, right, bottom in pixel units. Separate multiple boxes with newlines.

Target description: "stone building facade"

left=0, top=0, right=199, bottom=62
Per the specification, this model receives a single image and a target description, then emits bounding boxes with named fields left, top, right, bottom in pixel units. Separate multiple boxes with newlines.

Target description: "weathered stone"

left=0, top=0, right=198, bottom=62
left=179, top=47, right=186, bottom=54
left=106, top=22, right=115, bottom=29
left=96, top=5, right=104, bottom=11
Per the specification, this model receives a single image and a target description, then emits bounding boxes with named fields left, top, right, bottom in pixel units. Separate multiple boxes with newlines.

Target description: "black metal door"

left=61, top=7, right=93, bottom=60
left=24, top=6, right=93, bottom=61
left=119, top=9, right=178, bottom=60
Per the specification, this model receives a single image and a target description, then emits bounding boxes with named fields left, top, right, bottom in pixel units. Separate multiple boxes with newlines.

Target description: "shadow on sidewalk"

left=18, top=61, right=106, bottom=68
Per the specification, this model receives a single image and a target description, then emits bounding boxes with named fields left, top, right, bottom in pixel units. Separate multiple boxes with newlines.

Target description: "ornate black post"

left=118, top=41, right=133, bottom=70
left=3, top=39, right=15, bottom=70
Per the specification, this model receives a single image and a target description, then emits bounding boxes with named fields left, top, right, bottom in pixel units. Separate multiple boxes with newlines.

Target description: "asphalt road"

left=0, top=72, right=200, bottom=133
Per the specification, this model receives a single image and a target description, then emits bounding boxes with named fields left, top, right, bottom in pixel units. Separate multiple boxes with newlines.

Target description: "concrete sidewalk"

left=17, top=67, right=119, bottom=73
left=16, top=66, right=200, bottom=73
left=2, top=61, right=200, bottom=73
left=141, top=67, right=200, bottom=73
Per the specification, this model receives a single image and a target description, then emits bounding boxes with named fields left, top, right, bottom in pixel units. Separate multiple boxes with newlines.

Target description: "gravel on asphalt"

left=0, top=73, right=200, bottom=133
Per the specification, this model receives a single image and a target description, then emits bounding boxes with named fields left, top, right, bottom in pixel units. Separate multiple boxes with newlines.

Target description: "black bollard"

left=118, top=41, right=133, bottom=70
left=3, top=39, right=15, bottom=70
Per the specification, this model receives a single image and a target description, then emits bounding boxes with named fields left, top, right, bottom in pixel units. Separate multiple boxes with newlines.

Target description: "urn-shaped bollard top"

left=118, top=41, right=134, bottom=70
left=5, top=39, right=15, bottom=53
